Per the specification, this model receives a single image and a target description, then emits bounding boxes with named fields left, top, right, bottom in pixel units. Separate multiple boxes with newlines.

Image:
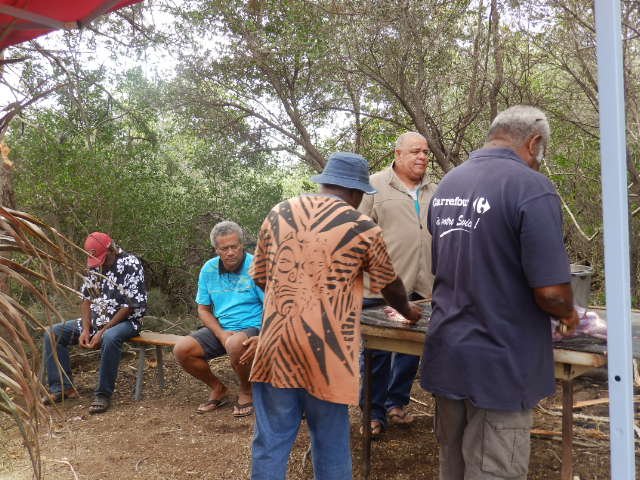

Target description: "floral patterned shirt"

left=80, top=250, right=147, bottom=331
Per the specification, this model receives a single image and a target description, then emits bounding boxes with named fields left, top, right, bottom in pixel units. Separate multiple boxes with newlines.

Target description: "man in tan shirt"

left=358, top=131, right=437, bottom=436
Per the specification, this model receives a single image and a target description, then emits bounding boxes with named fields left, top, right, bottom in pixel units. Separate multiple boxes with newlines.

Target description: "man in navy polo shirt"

left=421, top=105, right=580, bottom=479
left=174, top=221, right=264, bottom=417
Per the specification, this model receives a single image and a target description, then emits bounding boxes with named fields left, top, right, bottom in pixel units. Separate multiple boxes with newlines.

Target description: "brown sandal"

left=195, top=396, right=229, bottom=414
left=388, top=408, right=415, bottom=426
left=232, top=401, right=254, bottom=417
left=42, top=388, right=79, bottom=405
left=88, top=395, right=110, bottom=414
left=359, top=420, right=384, bottom=439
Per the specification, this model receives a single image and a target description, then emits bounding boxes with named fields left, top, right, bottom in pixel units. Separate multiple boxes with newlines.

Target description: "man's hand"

left=239, top=336, right=259, bottom=365
left=79, top=329, right=91, bottom=349
left=383, top=303, right=423, bottom=324
left=555, top=308, right=580, bottom=336
left=87, top=329, right=104, bottom=349
left=404, top=303, right=423, bottom=324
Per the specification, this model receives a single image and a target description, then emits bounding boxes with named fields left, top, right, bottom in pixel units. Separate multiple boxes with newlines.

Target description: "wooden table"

left=360, top=304, right=613, bottom=480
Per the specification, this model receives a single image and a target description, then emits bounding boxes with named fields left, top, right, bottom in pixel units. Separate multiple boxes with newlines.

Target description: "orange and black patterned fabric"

left=249, top=194, right=397, bottom=405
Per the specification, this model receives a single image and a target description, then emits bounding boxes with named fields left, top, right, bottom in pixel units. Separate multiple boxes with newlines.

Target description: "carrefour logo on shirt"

left=432, top=196, right=469, bottom=207
left=432, top=196, right=491, bottom=215
left=433, top=195, right=492, bottom=238
left=472, top=197, right=491, bottom=214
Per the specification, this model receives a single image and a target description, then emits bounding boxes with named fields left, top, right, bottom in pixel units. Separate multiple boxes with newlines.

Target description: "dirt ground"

left=0, top=346, right=619, bottom=480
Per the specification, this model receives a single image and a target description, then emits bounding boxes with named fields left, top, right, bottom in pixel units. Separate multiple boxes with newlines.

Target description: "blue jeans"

left=359, top=296, right=421, bottom=426
left=43, top=319, right=137, bottom=397
left=251, top=382, right=352, bottom=480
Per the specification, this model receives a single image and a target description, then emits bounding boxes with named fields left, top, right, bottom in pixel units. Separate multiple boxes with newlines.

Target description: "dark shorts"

left=189, top=326, right=260, bottom=360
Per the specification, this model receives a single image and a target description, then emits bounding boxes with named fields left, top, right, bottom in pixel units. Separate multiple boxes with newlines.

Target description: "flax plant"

left=0, top=206, right=85, bottom=479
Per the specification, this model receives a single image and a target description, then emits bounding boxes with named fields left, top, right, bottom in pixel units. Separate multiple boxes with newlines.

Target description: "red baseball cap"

left=84, top=232, right=113, bottom=268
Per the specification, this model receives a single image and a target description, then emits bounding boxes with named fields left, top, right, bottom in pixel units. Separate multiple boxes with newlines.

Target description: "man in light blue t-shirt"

left=174, top=221, right=264, bottom=417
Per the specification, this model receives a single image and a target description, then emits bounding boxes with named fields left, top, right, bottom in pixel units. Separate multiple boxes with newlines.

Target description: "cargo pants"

left=435, top=396, right=533, bottom=480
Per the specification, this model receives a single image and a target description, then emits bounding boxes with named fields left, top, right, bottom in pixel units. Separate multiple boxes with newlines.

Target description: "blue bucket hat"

left=311, top=152, right=377, bottom=194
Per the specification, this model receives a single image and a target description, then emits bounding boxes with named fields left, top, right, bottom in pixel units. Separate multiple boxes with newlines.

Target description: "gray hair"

left=395, top=131, right=427, bottom=150
left=487, top=105, right=550, bottom=148
left=210, top=221, right=244, bottom=248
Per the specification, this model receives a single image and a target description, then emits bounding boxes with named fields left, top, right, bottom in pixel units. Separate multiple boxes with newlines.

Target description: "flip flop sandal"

left=42, top=388, right=79, bottom=405
left=359, top=420, right=384, bottom=439
left=195, top=396, right=229, bottom=414
left=388, top=410, right=414, bottom=426
left=232, top=401, right=254, bottom=418
left=89, top=395, right=110, bottom=414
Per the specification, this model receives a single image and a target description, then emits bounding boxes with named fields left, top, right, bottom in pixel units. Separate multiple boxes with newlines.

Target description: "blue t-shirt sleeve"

left=519, top=192, right=571, bottom=288
left=195, top=265, right=212, bottom=305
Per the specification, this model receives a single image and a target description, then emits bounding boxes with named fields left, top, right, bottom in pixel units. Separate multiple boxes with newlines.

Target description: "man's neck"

left=482, top=140, right=536, bottom=169
left=220, top=253, right=246, bottom=274
left=392, top=165, right=422, bottom=190
left=482, top=139, right=514, bottom=150
left=318, top=187, right=352, bottom=204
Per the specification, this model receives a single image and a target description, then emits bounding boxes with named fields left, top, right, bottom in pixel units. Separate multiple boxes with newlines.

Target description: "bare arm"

left=81, top=300, right=92, bottom=331
left=100, top=307, right=133, bottom=330
left=197, top=304, right=233, bottom=345
left=79, top=299, right=92, bottom=348
left=533, top=283, right=579, bottom=332
left=380, top=277, right=422, bottom=323
left=87, top=306, right=133, bottom=348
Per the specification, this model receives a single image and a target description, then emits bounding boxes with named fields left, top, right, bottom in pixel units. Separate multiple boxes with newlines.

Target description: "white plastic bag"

left=383, top=306, right=409, bottom=323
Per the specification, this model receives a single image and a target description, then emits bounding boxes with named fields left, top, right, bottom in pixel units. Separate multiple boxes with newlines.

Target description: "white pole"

left=594, top=1, right=636, bottom=478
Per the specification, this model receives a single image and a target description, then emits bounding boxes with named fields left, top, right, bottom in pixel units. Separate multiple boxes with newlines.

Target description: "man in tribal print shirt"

left=248, top=152, right=421, bottom=480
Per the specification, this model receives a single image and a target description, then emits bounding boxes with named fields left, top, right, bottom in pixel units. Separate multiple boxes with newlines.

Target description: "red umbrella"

left=0, top=0, right=142, bottom=50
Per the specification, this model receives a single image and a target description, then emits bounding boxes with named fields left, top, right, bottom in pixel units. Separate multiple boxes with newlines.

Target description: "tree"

left=8, top=66, right=284, bottom=303
left=504, top=0, right=640, bottom=304
left=333, top=0, right=501, bottom=172
left=170, top=0, right=348, bottom=170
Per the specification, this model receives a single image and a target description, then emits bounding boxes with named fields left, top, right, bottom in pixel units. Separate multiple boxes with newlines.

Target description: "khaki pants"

left=434, top=396, right=533, bottom=480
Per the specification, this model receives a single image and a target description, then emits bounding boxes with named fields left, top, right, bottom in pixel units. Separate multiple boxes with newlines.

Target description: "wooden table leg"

left=362, top=347, right=372, bottom=480
left=560, top=366, right=573, bottom=480
left=155, top=346, right=165, bottom=390
left=134, top=346, right=145, bottom=401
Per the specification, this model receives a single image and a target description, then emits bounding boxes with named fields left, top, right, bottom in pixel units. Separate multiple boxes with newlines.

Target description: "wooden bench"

left=128, top=331, right=184, bottom=401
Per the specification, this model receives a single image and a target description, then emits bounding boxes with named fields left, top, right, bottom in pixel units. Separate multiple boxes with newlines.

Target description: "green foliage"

left=5, top=0, right=640, bottom=311
left=7, top=67, right=286, bottom=303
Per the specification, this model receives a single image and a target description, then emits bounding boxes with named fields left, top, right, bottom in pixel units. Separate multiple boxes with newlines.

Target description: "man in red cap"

left=43, top=232, right=147, bottom=413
